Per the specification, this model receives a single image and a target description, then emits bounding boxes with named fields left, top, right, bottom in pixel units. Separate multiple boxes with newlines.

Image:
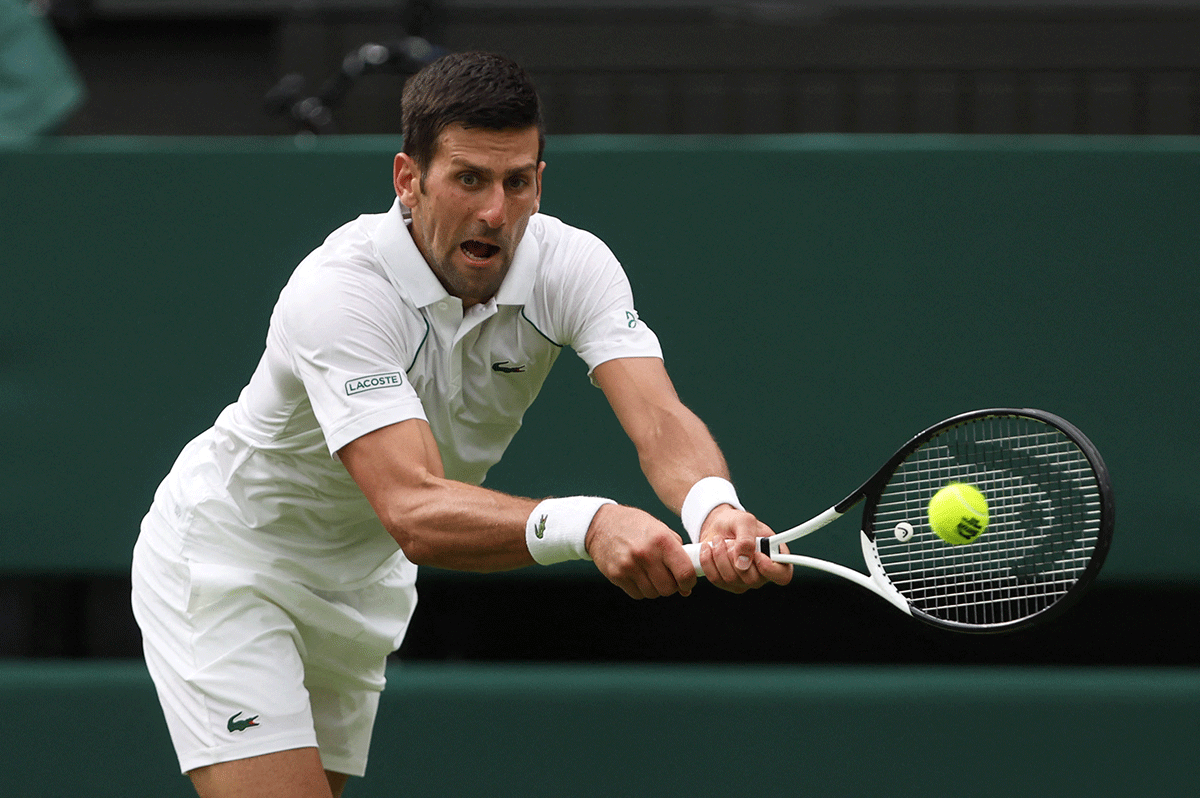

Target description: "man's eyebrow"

left=449, top=157, right=538, bottom=177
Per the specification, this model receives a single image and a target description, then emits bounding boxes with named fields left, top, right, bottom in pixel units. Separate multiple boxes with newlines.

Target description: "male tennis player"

left=132, top=51, right=791, bottom=798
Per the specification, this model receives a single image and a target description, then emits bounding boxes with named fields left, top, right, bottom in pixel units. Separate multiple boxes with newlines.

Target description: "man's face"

left=394, top=123, right=544, bottom=308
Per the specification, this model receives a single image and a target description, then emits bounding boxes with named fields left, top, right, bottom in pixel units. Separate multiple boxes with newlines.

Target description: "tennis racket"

left=683, top=408, right=1114, bottom=633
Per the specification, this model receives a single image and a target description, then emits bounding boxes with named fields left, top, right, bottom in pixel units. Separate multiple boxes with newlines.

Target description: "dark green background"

left=3, top=661, right=1198, bottom=797
left=1, top=135, right=1196, bottom=579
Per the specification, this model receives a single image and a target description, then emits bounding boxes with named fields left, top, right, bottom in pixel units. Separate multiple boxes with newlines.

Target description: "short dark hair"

left=402, top=51, right=545, bottom=176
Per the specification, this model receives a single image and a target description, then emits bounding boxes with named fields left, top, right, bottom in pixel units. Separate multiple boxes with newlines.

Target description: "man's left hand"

left=695, top=505, right=793, bottom=593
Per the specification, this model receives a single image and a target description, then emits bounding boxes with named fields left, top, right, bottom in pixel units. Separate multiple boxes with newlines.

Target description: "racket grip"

left=682, top=538, right=774, bottom=579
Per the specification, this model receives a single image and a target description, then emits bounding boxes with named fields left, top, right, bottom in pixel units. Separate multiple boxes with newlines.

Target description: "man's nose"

left=478, top=184, right=506, bottom=229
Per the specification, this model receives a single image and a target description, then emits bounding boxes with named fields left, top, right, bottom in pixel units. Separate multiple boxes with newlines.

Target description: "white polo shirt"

left=142, top=200, right=662, bottom=591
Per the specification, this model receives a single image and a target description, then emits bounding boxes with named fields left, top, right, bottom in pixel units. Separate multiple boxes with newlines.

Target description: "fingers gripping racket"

left=683, top=408, right=1114, bottom=633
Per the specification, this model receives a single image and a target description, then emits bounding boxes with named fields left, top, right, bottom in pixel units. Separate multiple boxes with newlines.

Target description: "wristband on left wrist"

left=680, top=476, right=744, bottom=543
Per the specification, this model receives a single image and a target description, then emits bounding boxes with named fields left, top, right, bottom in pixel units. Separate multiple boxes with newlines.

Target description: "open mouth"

left=461, top=240, right=501, bottom=263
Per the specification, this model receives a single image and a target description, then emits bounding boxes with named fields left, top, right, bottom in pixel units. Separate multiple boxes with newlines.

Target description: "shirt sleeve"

left=278, top=263, right=429, bottom=456
left=547, top=229, right=663, bottom=373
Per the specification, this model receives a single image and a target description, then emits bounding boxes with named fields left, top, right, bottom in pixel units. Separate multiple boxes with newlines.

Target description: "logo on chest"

left=491, top=360, right=527, bottom=374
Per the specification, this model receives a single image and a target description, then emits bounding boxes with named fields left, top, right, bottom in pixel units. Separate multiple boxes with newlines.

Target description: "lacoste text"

left=346, top=372, right=403, bottom=395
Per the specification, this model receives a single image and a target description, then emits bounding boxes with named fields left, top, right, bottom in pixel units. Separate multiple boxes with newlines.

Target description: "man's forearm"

left=633, top=402, right=732, bottom=517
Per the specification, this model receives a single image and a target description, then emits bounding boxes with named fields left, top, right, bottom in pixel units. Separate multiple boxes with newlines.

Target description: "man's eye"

left=507, top=177, right=529, bottom=190
left=460, top=173, right=479, bottom=187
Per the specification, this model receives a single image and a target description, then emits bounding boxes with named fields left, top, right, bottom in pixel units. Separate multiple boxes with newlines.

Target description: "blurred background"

left=2, top=2, right=1199, bottom=795
left=26, top=0, right=1200, bottom=137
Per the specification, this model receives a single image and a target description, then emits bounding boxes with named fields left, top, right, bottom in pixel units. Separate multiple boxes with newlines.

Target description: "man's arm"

left=339, top=417, right=698, bottom=597
left=339, top=418, right=535, bottom=571
left=591, top=357, right=792, bottom=593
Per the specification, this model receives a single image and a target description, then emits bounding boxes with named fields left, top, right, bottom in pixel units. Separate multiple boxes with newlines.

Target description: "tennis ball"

left=928, top=483, right=989, bottom=545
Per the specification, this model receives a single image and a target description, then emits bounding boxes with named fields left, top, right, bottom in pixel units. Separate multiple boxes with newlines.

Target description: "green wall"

left=4, top=661, right=1199, bottom=798
left=1, top=135, right=1196, bottom=580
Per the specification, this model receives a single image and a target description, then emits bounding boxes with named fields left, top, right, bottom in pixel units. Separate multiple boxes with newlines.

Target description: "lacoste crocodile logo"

left=535, top=515, right=547, bottom=539
left=227, top=712, right=260, bottom=733
left=492, top=360, right=527, bottom=373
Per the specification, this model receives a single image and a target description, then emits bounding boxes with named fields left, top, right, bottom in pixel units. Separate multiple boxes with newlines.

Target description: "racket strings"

left=870, top=416, right=1102, bottom=628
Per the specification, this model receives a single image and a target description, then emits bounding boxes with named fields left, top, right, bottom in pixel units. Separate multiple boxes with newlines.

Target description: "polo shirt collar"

left=373, top=198, right=539, bottom=309
left=494, top=220, right=538, bottom=307
left=373, top=199, right=449, bottom=308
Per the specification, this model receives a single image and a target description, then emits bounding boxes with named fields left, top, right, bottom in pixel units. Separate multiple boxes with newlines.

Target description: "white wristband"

left=526, top=496, right=616, bottom=565
left=681, top=477, right=744, bottom=543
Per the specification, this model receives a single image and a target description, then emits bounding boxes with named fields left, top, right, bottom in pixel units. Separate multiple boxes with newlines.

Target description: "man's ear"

left=394, top=153, right=420, bottom=207
left=533, top=161, right=545, bottom=214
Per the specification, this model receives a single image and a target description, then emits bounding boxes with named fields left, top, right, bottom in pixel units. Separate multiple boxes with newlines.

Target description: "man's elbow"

left=379, top=513, right=420, bottom=563
left=375, top=480, right=442, bottom=565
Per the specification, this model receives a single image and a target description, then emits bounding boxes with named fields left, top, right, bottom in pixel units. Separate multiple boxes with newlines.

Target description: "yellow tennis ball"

left=928, top=483, right=989, bottom=545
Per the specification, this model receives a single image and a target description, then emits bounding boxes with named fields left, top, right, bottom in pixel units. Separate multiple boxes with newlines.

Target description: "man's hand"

left=695, top=505, right=793, bottom=594
left=585, top=503, right=699, bottom=599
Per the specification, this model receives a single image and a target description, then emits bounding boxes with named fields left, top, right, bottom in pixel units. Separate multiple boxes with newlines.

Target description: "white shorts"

left=130, top=510, right=417, bottom=777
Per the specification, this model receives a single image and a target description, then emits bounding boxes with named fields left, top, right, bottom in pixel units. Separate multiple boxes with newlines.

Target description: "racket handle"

left=682, top=538, right=774, bottom=579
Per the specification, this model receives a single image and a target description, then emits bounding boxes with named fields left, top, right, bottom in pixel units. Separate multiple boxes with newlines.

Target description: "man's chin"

left=452, top=267, right=507, bottom=306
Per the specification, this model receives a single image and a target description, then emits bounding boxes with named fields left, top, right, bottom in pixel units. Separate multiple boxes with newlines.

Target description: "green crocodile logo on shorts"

left=535, top=515, right=547, bottom=539
left=227, top=712, right=260, bottom=733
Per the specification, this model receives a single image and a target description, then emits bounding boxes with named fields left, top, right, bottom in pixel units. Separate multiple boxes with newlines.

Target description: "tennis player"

left=131, top=51, right=791, bottom=798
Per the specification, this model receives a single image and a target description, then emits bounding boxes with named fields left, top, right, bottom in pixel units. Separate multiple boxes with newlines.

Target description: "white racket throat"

left=686, top=503, right=911, bottom=615
left=769, top=506, right=842, bottom=546
left=761, top=526, right=912, bottom=616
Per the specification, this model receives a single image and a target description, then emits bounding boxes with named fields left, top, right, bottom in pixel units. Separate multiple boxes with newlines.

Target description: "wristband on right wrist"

left=525, top=496, right=616, bottom=565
